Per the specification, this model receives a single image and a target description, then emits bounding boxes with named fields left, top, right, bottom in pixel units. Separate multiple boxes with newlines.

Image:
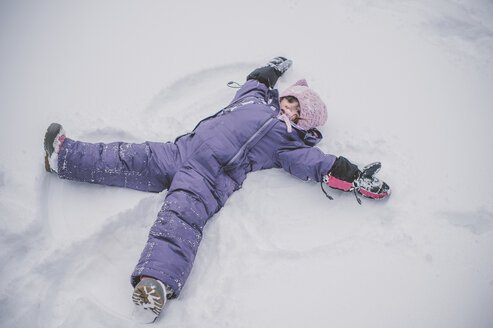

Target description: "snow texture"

left=1, top=0, right=493, bottom=327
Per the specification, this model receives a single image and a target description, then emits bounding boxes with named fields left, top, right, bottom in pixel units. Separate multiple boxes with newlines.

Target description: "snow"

left=1, top=0, right=493, bottom=327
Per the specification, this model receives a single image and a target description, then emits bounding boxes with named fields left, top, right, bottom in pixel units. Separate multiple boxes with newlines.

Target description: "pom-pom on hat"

left=280, top=79, right=327, bottom=130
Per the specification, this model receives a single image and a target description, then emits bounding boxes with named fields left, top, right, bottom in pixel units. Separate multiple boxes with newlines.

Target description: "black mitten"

left=247, top=56, right=292, bottom=88
left=325, top=156, right=361, bottom=191
left=355, top=162, right=391, bottom=199
left=267, top=56, right=293, bottom=74
left=322, top=158, right=391, bottom=202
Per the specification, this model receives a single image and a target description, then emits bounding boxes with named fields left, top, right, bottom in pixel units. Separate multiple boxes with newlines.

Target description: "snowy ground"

left=1, top=0, right=493, bottom=327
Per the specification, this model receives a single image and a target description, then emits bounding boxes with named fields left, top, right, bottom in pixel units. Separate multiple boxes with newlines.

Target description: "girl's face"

left=280, top=97, right=300, bottom=123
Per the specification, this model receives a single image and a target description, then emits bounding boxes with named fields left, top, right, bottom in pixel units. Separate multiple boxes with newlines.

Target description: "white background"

left=1, top=0, right=493, bottom=327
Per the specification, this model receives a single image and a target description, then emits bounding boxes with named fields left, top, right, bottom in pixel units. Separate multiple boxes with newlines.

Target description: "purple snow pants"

left=58, top=137, right=232, bottom=297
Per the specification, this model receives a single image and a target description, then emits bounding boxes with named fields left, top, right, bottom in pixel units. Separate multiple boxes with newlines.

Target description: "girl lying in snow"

left=43, top=57, right=390, bottom=323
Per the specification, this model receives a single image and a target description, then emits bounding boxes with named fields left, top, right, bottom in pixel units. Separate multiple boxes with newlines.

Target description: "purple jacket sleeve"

left=230, top=79, right=271, bottom=104
left=276, top=143, right=337, bottom=183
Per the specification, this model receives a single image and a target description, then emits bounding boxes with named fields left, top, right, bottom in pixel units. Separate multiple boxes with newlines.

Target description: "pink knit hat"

left=280, top=79, right=327, bottom=130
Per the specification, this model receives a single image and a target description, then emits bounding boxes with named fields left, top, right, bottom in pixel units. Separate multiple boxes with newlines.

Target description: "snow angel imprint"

left=43, top=56, right=390, bottom=323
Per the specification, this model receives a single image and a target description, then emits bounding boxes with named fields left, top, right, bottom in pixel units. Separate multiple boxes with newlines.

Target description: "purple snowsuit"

left=57, top=80, right=336, bottom=297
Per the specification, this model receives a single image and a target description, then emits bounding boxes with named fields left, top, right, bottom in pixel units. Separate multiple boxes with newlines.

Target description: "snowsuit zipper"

left=226, top=117, right=275, bottom=166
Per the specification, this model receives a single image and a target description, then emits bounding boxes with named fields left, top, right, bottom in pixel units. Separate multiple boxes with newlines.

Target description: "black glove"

left=267, top=56, right=293, bottom=75
left=355, top=162, right=391, bottom=200
left=323, top=158, right=391, bottom=202
left=246, top=56, right=293, bottom=88
left=326, top=156, right=361, bottom=190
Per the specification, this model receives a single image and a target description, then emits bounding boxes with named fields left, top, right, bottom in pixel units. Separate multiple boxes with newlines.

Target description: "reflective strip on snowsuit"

left=57, top=79, right=337, bottom=297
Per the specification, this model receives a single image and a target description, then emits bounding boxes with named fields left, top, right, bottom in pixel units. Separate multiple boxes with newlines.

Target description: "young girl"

left=43, top=57, right=390, bottom=323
